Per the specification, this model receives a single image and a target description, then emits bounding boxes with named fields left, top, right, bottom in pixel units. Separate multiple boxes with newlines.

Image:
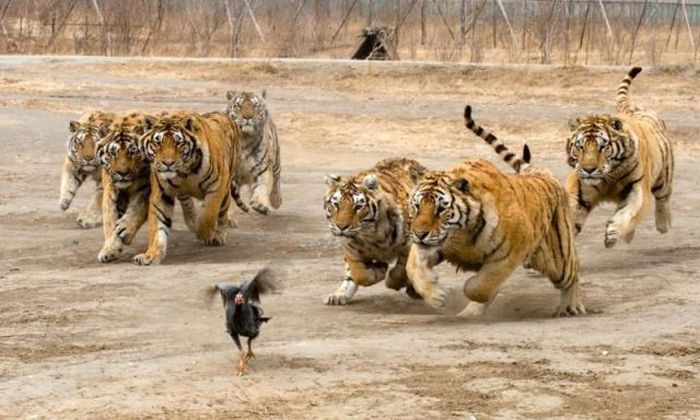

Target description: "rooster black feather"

left=209, top=268, right=276, bottom=375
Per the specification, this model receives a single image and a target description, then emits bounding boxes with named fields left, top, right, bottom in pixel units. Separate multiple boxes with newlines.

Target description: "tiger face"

left=324, top=174, right=380, bottom=237
left=566, top=115, right=635, bottom=184
left=68, top=120, right=108, bottom=171
left=143, top=114, right=198, bottom=180
left=226, top=90, right=268, bottom=135
left=409, top=174, right=471, bottom=248
left=98, top=115, right=148, bottom=189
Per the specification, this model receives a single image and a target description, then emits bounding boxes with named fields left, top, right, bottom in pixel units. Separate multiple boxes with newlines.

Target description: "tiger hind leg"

left=652, top=175, right=672, bottom=234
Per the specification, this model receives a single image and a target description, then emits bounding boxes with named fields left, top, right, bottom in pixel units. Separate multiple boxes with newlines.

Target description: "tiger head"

left=324, top=174, right=381, bottom=238
left=409, top=172, right=473, bottom=248
left=225, top=90, right=268, bottom=136
left=566, top=115, right=636, bottom=183
left=142, top=112, right=201, bottom=180
left=97, top=114, right=149, bottom=189
left=67, top=119, right=110, bottom=172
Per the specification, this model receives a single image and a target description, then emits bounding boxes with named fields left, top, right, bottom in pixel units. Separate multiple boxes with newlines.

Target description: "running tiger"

left=226, top=90, right=282, bottom=215
left=406, top=106, right=585, bottom=317
left=324, top=158, right=426, bottom=305
left=60, top=110, right=115, bottom=228
left=566, top=67, right=674, bottom=248
left=96, top=113, right=174, bottom=262
left=132, top=111, right=242, bottom=266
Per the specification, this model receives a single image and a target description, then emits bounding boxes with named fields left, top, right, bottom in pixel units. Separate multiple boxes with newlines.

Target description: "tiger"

left=225, top=90, right=282, bottom=215
left=132, top=111, right=242, bottom=266
left=566, top=67, right=674, bottom=248
left=323, top=158, right=427, bottom=305
left=59, top=110, right=115, bottom=228
left=406, top=105, right=585, bottom=317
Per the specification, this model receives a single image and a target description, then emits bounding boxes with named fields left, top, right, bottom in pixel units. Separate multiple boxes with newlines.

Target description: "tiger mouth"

left=158, top=170, right=177, bottom=180
left=113, top=181, right=132, bottom=189
left=241, top=125, right=256, bottom=134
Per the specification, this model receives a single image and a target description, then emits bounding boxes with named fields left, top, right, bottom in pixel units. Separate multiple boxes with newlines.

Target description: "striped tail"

left=463, top=105, right=531, bottom=173
left=616, top=66, right=642, bottom=115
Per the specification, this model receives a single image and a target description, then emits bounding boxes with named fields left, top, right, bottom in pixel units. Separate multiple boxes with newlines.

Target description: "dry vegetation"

left=0, top=0, right=699, bottom=65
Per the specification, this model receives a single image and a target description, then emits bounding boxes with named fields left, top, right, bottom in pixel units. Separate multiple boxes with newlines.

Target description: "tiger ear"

left=226, top=90, right=236, bottom=101
left=610, top=117, right=623, bottom=131
left=184, top=116, right=196, bottom=132
left=453, top=177, right=470, bottom=193
left=325, top=174, right=341, bottom=186
left=261, top=89, right=267, bottom=100
left=143, top=115, right=157, bottom=131
left=98, top=122, right=111, bottom=138
left=567, top=118, right=581, bottom=131
left=363, top=174, right=378, bottom=190
left=69, top=120, right=80, bottom=133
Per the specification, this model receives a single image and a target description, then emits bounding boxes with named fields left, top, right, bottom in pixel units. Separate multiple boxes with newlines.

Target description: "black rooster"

left=209, top=268, right=277, bottom=375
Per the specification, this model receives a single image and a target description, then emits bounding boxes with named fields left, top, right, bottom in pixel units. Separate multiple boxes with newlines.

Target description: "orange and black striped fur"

left=132, top=111, right=242, bottom=266
left=226, top=90, right=282, bottom=215
left=96, top=113, right=181, bottom=263
left=60, top=111, right=115, bottom=228
left=406, top=106, right=585, bottom=317
left=566, top=67, right=674, bottom=248
left=323, top=158, right=426, bottom=305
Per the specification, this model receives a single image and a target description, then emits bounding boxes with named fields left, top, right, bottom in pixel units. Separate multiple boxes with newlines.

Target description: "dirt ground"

left=0, top=57, right=698, bottom=419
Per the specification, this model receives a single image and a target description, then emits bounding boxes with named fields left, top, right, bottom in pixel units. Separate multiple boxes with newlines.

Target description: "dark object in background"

left=351, top=25, right=399, bottom=60
left=209, top=268, right=277, bottom=375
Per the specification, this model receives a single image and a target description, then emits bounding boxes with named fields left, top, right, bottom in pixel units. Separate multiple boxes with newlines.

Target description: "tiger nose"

left=414, top=231, right=429, bottom=240
left=113, top=171, right=129, bottom=181
left=582, top=166, right=597, bottom=174
left=336, top=223, right=350, bottom=231
left=161, top=159, right=175, bottom=167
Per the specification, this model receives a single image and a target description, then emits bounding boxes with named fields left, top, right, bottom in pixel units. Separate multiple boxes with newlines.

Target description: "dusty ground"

left=0, top=57, right=698, bottom=419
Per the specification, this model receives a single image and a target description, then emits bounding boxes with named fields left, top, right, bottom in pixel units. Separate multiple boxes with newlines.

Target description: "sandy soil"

left=0, top=57, right=698, bottom=419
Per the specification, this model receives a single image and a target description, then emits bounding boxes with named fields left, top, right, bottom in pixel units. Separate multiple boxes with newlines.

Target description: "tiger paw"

left=98, top=245, right=123, bottom=263
left=323, top=279, right=358, bottom=305
left=60, top=197, right=72, bottom=211
left=202, top=230, right=227, bottom=246
left=405, top=283, right=422, bottom=299
left=553, top=303, right=587, bottom=317
left=424, top=286, right=448, bottom=309
left=76, top=211, right=102, bottom=229
left=457, top=301, right=490, bottom=318
left=604, top=222, right=619, bottom=248
left=115, top=219, right=135, bottom=245
left=250, top=201, right=271, bottom=216
left=132, top=252, right=162, bottom=266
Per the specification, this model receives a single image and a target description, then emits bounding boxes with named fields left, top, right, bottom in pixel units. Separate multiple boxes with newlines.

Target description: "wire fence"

left=0, top=0, right=698, bottom=65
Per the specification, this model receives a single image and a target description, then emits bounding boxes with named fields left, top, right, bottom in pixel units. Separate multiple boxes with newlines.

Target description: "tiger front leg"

left=384, top=255, right=419, bottom=299
left=457, top=253, right=522, bottom=318
left=113, top=188, right=149, bottom=246
left=59, top=158, right=86, bottom=211
left=76, top=181, right=103, bottom=229
left=249, top=175, right=272, bottom=215
left=566, top=174, right=593, bottom=235
left=406, top=245, right=447, bottom=309
left=605, top=183, right=648, bottom=248
left=324, top=263, right=359, bottom=306
left=132, top=180, right=174, bottom=266
left=196, top=187, right=228, bottom=246
left=98, top=179, right=125, bottom=263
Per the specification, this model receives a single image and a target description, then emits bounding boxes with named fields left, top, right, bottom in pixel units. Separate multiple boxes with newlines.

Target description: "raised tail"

left=616, top=66, right=642, bottom=115
left=463, top=105, right=531, bottom=173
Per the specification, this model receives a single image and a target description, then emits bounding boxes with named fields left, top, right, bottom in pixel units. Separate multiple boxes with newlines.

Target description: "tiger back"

left=132, top=111, right=242, bottom=266
left=226, top=90, right=282, bottom=215
left=60, top=110, right=115, bottom=228
left=323, top=157, right=426, bottom=305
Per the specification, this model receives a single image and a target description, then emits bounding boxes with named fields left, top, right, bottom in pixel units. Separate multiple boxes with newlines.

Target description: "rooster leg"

left=230, top=333, right=247, bottom=376
left=245, top=337, right=256, bottom=360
